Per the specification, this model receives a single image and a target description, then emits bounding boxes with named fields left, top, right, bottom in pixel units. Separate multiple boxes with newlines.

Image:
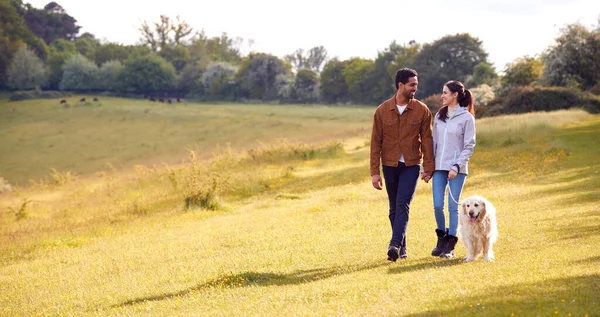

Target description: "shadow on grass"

left=405, top=274, right=599, bottom=316
left=387, top=258, right=464, bottom=275
left=114, top=261, right=386, bottom=307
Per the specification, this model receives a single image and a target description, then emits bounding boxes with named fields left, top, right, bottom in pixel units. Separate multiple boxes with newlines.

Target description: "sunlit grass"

left=0, top=107, right=598, bottom=316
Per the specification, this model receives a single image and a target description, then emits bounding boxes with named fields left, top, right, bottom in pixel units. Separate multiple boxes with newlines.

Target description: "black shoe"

left=399, top=246, right=407, bottom=259
left=387, top=245, right=400, bottom=262
left=440, top=235, right=458, bottom=259
left=431, top=229, right=448, bottom=256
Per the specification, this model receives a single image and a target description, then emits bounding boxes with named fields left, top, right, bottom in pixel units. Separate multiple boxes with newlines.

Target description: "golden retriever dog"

left=459, top=195, right=498, bottom=262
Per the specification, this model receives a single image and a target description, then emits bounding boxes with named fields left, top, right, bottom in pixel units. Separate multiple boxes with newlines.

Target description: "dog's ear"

left=480, top=200, right=487, bottom=217
left=461, top=201, right=467, bottom=214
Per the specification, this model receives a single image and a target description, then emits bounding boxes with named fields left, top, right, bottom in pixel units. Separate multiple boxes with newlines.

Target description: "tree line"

left=1, top=0, right=599, bottom=112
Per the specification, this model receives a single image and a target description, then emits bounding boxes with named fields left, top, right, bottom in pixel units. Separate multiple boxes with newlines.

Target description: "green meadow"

left=0, top=98, right=598, bottom=316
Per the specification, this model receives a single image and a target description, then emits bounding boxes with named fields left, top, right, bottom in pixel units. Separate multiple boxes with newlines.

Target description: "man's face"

left=399, top=76, right=418, bottom=99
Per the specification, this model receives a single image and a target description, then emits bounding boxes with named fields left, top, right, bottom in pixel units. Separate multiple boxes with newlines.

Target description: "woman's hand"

left=448, top=170, right=457, bottom=180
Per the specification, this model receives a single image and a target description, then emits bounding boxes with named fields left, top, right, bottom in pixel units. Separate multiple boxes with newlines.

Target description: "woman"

left=431, top=80, right=476, bottom=259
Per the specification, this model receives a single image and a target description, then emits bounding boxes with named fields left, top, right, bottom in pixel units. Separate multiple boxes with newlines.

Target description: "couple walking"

left=370, top=68, right=476, bottom=262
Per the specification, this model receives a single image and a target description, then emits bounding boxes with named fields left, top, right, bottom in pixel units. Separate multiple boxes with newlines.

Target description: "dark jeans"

left=382, top=163, right=420, bottom=247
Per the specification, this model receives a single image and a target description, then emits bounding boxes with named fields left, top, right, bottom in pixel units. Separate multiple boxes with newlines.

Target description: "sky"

left=28, top=0, right=600, bottom=71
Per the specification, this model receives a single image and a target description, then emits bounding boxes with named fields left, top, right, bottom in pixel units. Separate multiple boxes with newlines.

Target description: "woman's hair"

left=437, top=80, right=475, bottom=122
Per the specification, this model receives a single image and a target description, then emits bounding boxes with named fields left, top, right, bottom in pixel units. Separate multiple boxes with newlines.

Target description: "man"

left=370, top=68, right=434, bottom=261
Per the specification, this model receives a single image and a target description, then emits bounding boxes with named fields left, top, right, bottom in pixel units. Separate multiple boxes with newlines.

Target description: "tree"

left=501, top=56, right=542, bottom=89
left=177, top=62, right=205, bottom=98
left=0, top=0, right=48, bottom=88
left=7, top=46, right=47, bottom=90
left=320, top=58, right=350, bottom=103
left=139, top=15, right=193, bottom=52
left=159, top=44, right=189, bottom=73
left=22, top=1, right=81, bottom=44
left=412, top=33, right=488, bottom=98
left=236, top=53, right=290, bottom=100
left=120, top=53, right=177, bottom=95
left=470, top=62, right=498, bottom=87
left=74, top=33, right=100, bottom=61
left=343, top=58, right=375, bottom=104
left=542, top=22, right=600, bottom=90
left=202, top=62, right=238, bottom=100
left=60, top=54, right=98, bottom=91
left=187, top=31, right=243, bottom=66
left=44, top=38, right=76, bottom=89
left=306, top=46, right=328, bottom=73
left=96, top=60, right=123, bottom=91
left=94, top=43, right=151, bottom=66
left=284, top=46, right=328, bottom=73
left=470, top=84, right=495, bottom=107
left=295, top=68, right=319, bottom=103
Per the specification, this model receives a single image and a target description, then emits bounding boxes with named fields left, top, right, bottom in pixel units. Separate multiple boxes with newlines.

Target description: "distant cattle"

left=149, top=96, right=156, bottom=102
left=167, top=99, right=172, bottom=104
left=60, top=99, right=67, bottom=104
left=159, top=98, right=164, bottom=103
left=93, top=97, right=99, bottom=102
left=79, top=98, right=86, bottom=102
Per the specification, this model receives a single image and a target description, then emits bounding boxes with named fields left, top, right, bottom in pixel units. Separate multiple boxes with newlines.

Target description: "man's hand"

left=421, top=172, right=432, bottom=183
left=372, top=175, right=383, bottom=190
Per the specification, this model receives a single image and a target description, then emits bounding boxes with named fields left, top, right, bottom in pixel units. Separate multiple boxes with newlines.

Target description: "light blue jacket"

left=433, top=106, right=476, bottom=174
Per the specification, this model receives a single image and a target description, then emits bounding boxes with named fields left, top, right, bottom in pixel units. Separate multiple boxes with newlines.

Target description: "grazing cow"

left=60, top=99, right=67, bottom=104
left=93, top=97, right=99, bottom=102
left=80, top=98, right=86, bottom=102
left=167, top=99, right=172, bottom=104
left=176, top=97, right=182, bottom=102
left=159, top=98, right=164, bottom=103
left=150, top=96, right=156, bottom=102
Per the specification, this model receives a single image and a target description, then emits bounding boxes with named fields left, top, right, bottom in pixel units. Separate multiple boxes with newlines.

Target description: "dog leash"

left=447, top=183, right=461, bottom=205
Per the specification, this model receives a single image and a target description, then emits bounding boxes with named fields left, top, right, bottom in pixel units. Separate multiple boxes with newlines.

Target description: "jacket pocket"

left=382, top=119, right=399, bottom=138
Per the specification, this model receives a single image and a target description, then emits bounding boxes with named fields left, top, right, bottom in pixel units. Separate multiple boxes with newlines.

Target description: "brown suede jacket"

left=370, top=96, right=434, bottom=176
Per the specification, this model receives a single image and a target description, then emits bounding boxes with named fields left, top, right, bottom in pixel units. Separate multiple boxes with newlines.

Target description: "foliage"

left=202, top=62, right=238, bottom=100
left=187, top=31, right=243, bottom=66
left=412, top=33, right=489, bottom=98
left=343, top=58, right=375, bottom=104
left=470, top=84, right=495, bottom=107
left=236, top=53, right=290, bottom=100
left=60, top=54, right=98, bottom=91
left=542, top=22, right=600, bottom=90
left=119, top=53, right=177, bottom=95
left=94, top=43, right=151, bottom=66
left=422, top=93, right=442, bottom=115
left=320, top=58, right=350, bottom=103
left=7, top=46, right=47, bottom=90
left=44, top=38, right=77, bottom=89
left=470, top=61, right=498, bottom=87
left=496, top=86, right=581, bottom=114
left=22, top=1, right=80, bottom=44
left=177, top=62, right=205, bottom=98
left=96, top=60, right=123, bottom=91
left=294, top=68, right=319, bottom=103
left=501, top=56, right=542, bottom=91
left=284, top=46, right=328, bottom=73
left=182, top=151, right=221, bottom=211
left=159, top=44, right=189, bottom=73
left=0, top=0, right=48, bottom=88
left=139, top=15, right=193, bottom=52
left=74, top=33, right=99, bottom=61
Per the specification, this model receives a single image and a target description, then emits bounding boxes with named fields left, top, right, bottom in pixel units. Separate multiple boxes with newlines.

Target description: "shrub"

left=422, top=94, right=442, bottom=115
left=9, top=89, right=65, bottom=101
left=500, top=86, right=580, bottom=114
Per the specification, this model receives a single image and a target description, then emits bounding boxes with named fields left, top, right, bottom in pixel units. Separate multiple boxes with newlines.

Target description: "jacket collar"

left=450, top=106, right=468, bottom=118
left=388, top=94, right=415, bottom=112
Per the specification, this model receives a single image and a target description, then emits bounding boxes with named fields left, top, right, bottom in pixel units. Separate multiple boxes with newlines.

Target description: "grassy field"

left=0, top=96, right=372, bottom=185
left=0, top=97, right=598, bottom=316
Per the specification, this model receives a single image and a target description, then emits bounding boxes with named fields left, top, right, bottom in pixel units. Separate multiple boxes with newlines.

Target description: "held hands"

left=421, top=172, right=432, bottom=183
left=371, top=175, right=383, bottom=190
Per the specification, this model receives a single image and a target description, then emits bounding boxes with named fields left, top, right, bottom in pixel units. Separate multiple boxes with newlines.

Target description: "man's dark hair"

left=395, top=68, right=418, bottom=89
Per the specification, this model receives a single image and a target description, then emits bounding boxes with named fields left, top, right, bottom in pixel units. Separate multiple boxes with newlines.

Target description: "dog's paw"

left=483, top=256, right=494, bottom=262
left=464, top=256, right=475, bottom=262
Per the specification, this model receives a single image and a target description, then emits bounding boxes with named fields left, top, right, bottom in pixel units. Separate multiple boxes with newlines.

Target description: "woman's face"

left=441, top=85, right=458, bottom=107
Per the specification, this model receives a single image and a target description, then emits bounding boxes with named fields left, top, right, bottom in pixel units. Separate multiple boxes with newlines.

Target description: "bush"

left=582, top=93, right=600, bottom=113
left=422, top=94, right=442, bottom=115
left=500, top=86, right=580, bottom=114
left=9, top=90, right=66, bottom=101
